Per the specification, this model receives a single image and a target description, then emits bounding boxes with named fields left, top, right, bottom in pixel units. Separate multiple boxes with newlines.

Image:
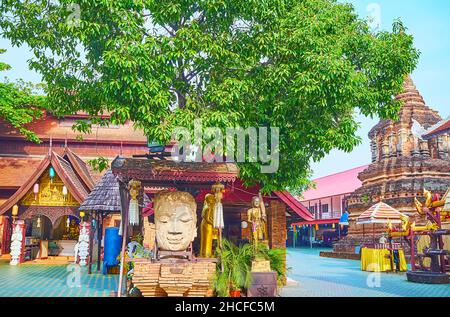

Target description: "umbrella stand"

left=372, top=223, right=375, bottom=245
left=362, top=224, right=365, bottom=246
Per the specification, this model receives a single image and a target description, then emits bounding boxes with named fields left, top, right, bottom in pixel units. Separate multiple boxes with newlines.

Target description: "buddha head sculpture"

left=154, top=190, right=197, bottom=252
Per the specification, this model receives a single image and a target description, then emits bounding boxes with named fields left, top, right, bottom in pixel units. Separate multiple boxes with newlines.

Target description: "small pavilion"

left=0, top=148, right=94, bottom=263
left=110, top=156, right=314, bottom=295
left=78, top=169, right=150, bottom=273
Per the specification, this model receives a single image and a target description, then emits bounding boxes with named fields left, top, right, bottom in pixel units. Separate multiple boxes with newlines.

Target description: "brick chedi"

left=334, top=77, right=450, bottom=253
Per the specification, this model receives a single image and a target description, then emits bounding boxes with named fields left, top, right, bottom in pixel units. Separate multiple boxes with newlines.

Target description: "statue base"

left=132, top=259, right=216, bottom=297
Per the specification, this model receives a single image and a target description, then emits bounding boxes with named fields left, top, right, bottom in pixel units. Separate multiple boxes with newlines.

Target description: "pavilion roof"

left=79, top=169, right=150, bottom=212
left=63, top=147, right=95, bottom=190
left=0, top=151, right=90, bottom=215
left=111, top=157, right=239, bottom=184
left=356, top=202, right=405, bottom=225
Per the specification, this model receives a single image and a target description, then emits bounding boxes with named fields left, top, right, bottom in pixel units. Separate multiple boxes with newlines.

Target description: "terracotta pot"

left=229, top=289, right=241, bottom=297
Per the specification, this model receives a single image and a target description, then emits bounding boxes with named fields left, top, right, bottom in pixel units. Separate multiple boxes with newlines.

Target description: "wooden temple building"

left=0, top=111, right=146, bottom=260
left=333, top=76, right=450, bottom=253
left=0, top=148, right=93, bottom=261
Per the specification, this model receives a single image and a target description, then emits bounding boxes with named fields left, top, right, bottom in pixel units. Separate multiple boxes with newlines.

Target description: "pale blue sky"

left=0, top=1, right=449, bottom=179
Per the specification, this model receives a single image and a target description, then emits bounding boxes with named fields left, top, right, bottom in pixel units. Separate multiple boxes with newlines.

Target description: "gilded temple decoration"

left=21, top=169, right=79, bottom=207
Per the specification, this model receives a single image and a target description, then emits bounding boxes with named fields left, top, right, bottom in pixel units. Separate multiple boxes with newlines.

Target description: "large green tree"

left=0, top=0, right=419, bottom=191
left=0, top=49, right=44, bottom=143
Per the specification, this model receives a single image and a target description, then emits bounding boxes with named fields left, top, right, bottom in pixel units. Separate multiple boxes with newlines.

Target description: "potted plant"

left=213, top=239, right=253, bottom=297
left=252, top=243, right=289, bottom=286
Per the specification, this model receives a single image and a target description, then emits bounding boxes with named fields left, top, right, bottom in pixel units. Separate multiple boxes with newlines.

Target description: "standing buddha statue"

left=247, top=196, right=268, bottom=247
left=200, top=194, right=216, bottom=258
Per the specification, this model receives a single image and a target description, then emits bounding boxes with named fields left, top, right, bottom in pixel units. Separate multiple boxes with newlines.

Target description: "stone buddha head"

left=154, top=191, right=197, bottom=252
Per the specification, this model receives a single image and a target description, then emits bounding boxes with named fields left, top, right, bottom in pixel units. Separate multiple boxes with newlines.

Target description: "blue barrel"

left=103, top=227, right=122, bottom=274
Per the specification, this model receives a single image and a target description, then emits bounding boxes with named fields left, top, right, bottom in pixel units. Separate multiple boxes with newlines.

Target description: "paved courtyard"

left=282, top=247, right=450, bottom=297
left=0, top=260, right=118, bottom=297
left=0, top=249, right=449, bottom=297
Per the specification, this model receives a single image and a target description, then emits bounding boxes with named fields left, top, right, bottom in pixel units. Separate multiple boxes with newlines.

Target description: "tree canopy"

left=0, top=49, right=44, bottom=143
left=0, top=0, right=419, bottom=191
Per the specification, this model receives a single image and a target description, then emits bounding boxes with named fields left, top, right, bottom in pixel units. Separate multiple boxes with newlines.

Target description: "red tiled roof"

left=0, top=114, right=147, bottom=144
left=274, top=191, right=314, bottom=221
left=423, top=118, right=450, bottom=139
left=299, top=165, right=369, bottom=201
left=54, top=153, right=89, bottom=200
left=0, top=157, right=44, bottom=188
left=63, top=148, right=95, bottom=190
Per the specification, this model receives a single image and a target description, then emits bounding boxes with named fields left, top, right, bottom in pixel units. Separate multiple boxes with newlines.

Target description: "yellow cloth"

left=361, top=248, right=407, bottom=272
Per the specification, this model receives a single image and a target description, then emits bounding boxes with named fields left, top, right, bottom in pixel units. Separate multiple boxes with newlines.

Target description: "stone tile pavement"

left=0, top=249, right=448, bottom=297
left=0, top=260, right=118, bottom=297
left=281, top=248, right=450, bottom=297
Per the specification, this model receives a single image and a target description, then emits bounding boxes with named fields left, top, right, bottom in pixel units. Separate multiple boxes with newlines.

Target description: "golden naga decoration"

left=414, top=188, right=448, bottom=221
left=199, top=194, right=216, bottom=258
left=388, top=188, right=448, bottom=238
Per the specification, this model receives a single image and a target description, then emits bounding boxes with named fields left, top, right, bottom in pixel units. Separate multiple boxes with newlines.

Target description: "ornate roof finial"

left=403, top=74, right=416, bottom=91
left=48, top=136, right=53, bottom=157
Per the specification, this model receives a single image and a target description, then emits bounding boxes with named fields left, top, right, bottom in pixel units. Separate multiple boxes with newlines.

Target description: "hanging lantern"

left=33, top=183, right=40, bottom=200
left=128, top=179, right=141, bottom=226
left=12, top=204, right=19, bottom=217
left=79, top=211, right=85, bottom=219
left=62, top=185, right=68, bottom=200
left=212, top=182, right=225, bottom=230
left=37, top=216, right=41, bottom=228
left=66, top=217, right=70, bottom=228
left=49, top=167, right=55, bottom=183
left=315, top=224, right=319, bottom=230
left=332, top=223, right=336, bottom=229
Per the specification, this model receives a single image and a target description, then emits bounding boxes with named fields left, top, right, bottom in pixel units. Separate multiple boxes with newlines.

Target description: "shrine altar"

left=361, top=247, right=407, bottom=272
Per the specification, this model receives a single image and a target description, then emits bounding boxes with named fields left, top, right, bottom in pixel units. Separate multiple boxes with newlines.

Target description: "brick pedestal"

left=132, top=260, right=216, bottom=297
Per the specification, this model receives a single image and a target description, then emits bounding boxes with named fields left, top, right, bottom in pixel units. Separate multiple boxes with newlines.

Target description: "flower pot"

left=229, top=290, right=241, bottom=297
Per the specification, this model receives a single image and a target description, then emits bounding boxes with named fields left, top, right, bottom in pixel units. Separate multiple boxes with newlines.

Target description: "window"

left=321, top=204, right=329, bottom=213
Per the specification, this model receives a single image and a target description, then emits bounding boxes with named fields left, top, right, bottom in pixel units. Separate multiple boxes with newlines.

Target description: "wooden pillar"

left=117, top=179, right=130, bottom=297
left=97, top=212, right=103, bottom=272
left=88, top=214, right=94, bottom=275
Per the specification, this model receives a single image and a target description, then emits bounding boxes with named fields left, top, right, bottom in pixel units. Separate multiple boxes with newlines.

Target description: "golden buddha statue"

left=200, top=194, right=216, bottom=258
left=247, top=196, right=268, bottom=245
left=68, top=219, right=80, bottom=240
